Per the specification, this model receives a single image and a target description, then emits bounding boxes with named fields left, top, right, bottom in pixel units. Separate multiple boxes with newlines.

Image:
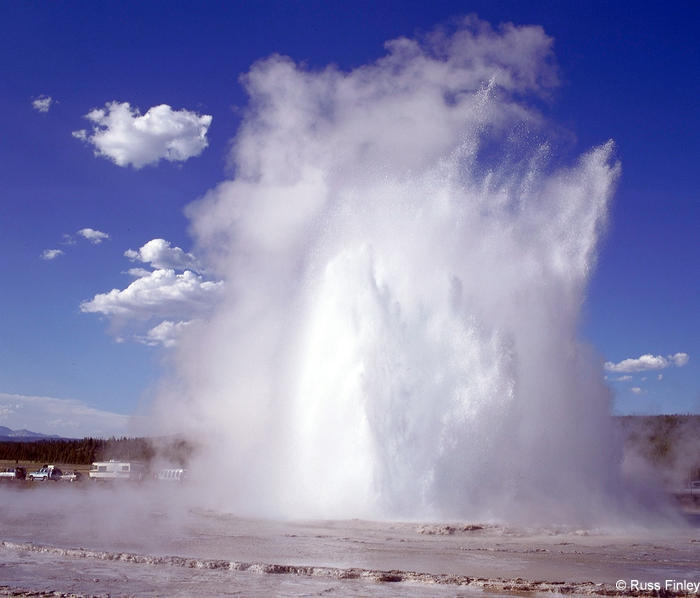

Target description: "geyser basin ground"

left=1, top=486, right=698, bottom=597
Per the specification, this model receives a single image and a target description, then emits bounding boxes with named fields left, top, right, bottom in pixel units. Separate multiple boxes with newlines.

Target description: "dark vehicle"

left=0, top=466, right=26, bottom=480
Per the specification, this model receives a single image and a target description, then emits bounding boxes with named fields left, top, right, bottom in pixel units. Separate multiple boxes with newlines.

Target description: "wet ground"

left=1, top=483, right=698, bottom=597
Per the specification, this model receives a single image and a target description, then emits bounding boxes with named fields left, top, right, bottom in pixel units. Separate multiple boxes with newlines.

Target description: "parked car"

left=28, top=465, right=62, bottom=481
left=0, top=466, right=27, bottom=480
left=61, top=470, right=83, bottom=482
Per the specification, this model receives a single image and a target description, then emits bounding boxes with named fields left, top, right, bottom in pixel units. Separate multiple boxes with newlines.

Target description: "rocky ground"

left=1, top=483, right=698, bottom=597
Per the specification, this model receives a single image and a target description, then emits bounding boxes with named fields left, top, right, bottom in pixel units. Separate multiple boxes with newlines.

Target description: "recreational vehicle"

left=89, top=460, right=146, bottom=481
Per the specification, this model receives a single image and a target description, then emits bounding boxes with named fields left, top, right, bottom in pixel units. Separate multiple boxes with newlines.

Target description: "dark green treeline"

left=0, top=436, right=193, bottom=466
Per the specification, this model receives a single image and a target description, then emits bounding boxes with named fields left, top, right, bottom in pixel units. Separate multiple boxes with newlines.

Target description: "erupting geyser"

left=156, top=18, right=624, bottom=522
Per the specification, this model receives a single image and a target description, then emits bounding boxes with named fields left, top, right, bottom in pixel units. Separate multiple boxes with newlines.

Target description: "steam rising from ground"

left=155, top=18, right=624, bottom=522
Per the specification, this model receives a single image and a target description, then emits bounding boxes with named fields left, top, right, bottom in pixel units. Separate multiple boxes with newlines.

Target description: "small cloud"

left=614, top=375, right=632, bottom=382
left=604, top=352, right=690, bottom=373
left=138, top=319, right=194, bottom=347
left=73, top=101, right=212, bottom=168
left=630, top=387, right=643, bottom=395
left=61, top=234, right=76, bottom=245
left=125, top=238, right=200, bottom=272
left=41, top=248, right=64, bottom=260
left=80, top=268, right=223, bottom=321
left=657, top=374, right=663, bottom=381
left=32, top=95, right=53, bottom=113
left=605, top=354, right=667, bottom=373
left=670, top=352, right=689, bottom=367
left=77, top=228, right=110, bottom=244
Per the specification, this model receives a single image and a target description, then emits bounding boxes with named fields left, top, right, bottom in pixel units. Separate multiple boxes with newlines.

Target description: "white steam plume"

left=154, top=18, right=625, bottom=523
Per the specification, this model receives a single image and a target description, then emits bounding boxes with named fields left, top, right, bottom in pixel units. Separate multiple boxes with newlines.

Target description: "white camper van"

left=89, top=460, right=146, bottom=481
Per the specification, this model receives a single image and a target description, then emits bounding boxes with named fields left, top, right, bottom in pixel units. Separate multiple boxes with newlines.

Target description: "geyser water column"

left=158, top=18, right=623, bottom=521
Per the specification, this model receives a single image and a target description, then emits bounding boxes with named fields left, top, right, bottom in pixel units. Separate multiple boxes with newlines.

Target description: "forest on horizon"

left=0, top=416, right=697, bottom=480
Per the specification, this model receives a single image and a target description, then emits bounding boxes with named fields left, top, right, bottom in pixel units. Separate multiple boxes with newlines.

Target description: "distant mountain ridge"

left=0, top=426, right=62, bottom=441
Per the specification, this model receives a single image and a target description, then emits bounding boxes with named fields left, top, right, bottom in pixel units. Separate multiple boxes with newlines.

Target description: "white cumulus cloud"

left=125, top=238, right=200, bottom=272
left=80, top=269, right=223, bottom=320
left=127, top=267, right=153, bottom=279
left=138, top=320, right=194, bottom=347
left=32, top=95, right=53, bottom=113
left=669, top=352, right=689, bottom=367
left=604, top=352, right=690, bottom=373
left=77, top=227, right=110, bottom=244
left=82, top=238, right=219, bottom=344
left=73, top=102, right=212, bottom=168
left=41, top=249, right=64, bottom=260
left=630, top=387, right=643, bottom=395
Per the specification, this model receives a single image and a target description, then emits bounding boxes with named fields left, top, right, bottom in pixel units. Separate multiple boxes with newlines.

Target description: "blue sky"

left=0, top=1, right=697, bottom=437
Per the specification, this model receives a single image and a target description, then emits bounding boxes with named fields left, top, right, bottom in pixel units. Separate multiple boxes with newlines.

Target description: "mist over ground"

left=143, top=17, right=670, bottom=524
left=2, top=480, right=697, bottom=597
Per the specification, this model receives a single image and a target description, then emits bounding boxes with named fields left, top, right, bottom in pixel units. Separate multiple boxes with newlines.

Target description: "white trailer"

left=89, top=460, right=146, bottom=481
